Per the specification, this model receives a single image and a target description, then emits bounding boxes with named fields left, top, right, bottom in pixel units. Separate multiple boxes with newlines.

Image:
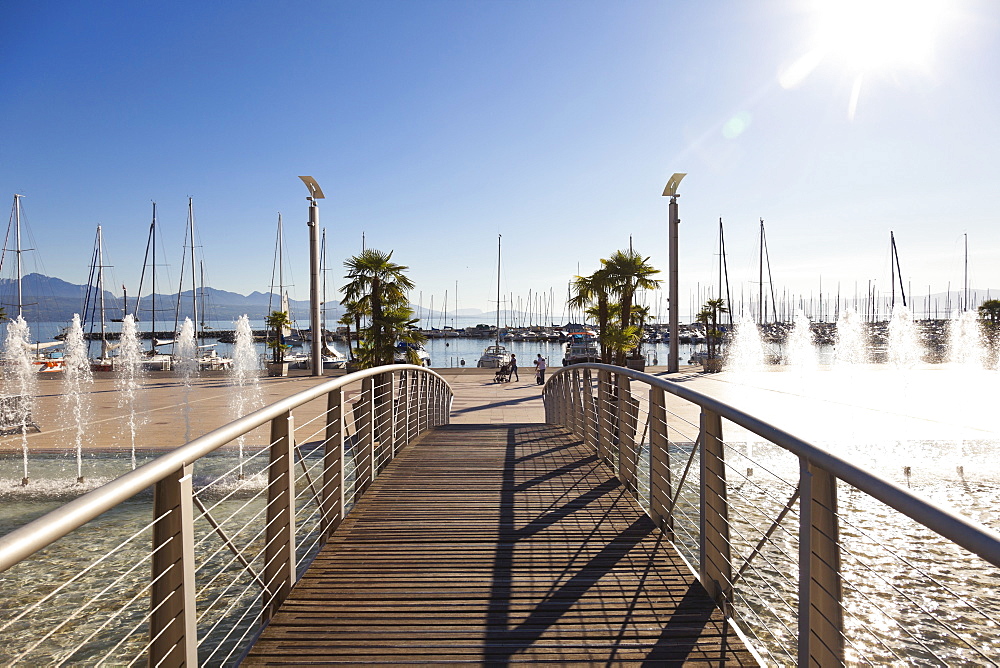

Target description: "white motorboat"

left=322, top=343, right=347, bottom=369
left=477, top=235, right=512, bottom=369
left=394, top=342, right=431, bottom=366
left=562, top=333, right=600, bottom=366
left=477, top=344, right=511, bottom=368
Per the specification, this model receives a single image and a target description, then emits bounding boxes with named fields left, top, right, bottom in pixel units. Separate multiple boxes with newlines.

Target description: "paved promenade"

left=0, top=365, right=703, bottom=455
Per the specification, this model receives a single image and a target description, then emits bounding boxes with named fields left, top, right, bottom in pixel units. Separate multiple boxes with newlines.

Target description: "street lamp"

left=662, top=173, right=686, bottom=373
left=299, top=176, right=325, bottom=377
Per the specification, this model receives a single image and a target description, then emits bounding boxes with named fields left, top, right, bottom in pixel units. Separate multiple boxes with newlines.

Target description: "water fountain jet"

left=229, top=315, right=263, bottom=480
left=3, top=316, right=38, bottom=485
left=115, top=315, right=145, bottom=470
left=63, top=314, right=94, bottom=483
left=175, top=318, right=198, bottom=443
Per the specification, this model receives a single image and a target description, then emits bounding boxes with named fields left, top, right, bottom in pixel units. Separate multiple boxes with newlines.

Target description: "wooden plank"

left=244, top=423, right=756, bottom=666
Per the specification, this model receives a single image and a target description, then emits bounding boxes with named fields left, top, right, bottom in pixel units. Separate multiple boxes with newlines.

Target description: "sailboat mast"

left=14, top=194, right=23, bottom=319
left=719, top=218, right=732, bottom=327
left=758, top=218, right=764, bottom=325
left=151, top=203, right=157, bottom=351
left=321, top=227, right=328, bottom=337
left=97, top=225, right=107, bottom=359
left=496, top=235, right=501, bottom=346
left=891, top=232, right=896, bottom=310
left=890, top=231, right=907, bottom=308
left=278, top=213, right=284, bottom=313
left=188, top=197, right=198, bottom=342
left=964, top=233, right=969, bottom=312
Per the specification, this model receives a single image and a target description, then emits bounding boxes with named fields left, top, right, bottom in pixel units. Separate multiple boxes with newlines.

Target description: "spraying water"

left=834, top=306, right=869, bottom=367
left=63, top=315, right=94, bottom=483
left=229, top=315, right=263, bottom=479
left=947, top=310, right=984, bottom=368
left=786, top=310, right=818, bottom=370
left=175, top=318, right=198, bottom=443
left=725, top=314, right=765, bottom=376
left=115, top=315, right=145, bottom=469
left=3, top=316, right=38, bottom=485
left=887, top=304, right=922, bottom=370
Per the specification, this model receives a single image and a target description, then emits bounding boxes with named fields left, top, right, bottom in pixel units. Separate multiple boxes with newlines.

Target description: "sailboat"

left=133, top=202, right=173, bottom=370
left=82, top=224, right=118, bottom=371
left=173, top=197, right=231, bottom=371
left=318, top=228, right=346, bottom=369
left=477, top=235, right=512, bottom=368
left=1, top=194, right=66, bottom=372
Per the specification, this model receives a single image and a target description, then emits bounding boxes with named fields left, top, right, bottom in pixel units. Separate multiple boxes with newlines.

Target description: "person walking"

left=534, top=353, right=547, bottom=385
left=508, top=354, right=519, bottom=382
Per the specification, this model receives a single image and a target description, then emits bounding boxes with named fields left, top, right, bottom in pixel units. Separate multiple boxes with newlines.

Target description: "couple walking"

left=506, top=354, right=547, bottom=384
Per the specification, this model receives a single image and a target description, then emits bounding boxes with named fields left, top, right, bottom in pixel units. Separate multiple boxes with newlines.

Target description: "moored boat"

left=562, top=332, right=600, bottom=366
left=394, top=342, right=431, bottom=367
left=477, top=344, right=511, bottom=368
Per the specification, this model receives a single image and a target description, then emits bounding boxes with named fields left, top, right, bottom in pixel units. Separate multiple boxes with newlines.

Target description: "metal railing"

left=544, top=363, right=1000, bottom=667
left=0, top=364, right=453, bottom=666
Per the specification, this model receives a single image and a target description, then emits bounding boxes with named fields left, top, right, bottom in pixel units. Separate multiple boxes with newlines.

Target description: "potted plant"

left=696, top=298, right=728, bottom=373
left=265, top=310, right=292, bottom=377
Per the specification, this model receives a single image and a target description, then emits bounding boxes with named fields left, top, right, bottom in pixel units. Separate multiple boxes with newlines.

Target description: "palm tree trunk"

left=599, top=297, right=611, bottom=364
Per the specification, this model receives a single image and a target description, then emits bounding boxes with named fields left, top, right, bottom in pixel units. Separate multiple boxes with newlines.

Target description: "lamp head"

left=662, top=173, right=686, bottom=198
left=298, top=176, right=326, bottom=200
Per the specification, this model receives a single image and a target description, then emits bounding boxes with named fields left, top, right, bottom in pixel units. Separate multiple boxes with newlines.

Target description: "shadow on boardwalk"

left=244, top=422, right=755, bottom=665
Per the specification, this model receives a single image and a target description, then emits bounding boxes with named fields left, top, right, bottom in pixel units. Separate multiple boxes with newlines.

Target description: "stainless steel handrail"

left=0, top=364, right=450, bottom=573
left=551, top=363, right=1000, bottom=569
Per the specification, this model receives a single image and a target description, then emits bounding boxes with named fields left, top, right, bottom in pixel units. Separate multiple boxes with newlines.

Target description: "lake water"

left=18, top=319, right=704, bottom=369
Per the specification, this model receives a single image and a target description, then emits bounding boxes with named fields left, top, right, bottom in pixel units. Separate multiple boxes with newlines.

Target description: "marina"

left=4, top=1, right=1000, bottom=663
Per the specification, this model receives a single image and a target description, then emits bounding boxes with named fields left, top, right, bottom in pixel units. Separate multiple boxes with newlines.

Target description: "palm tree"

left=338, top=298, right=368, bottom=361
left=341, top=249, right=417, bottom=368
left=382, top=304, right=428, bottom=364
left=603, top=250, right=661, bottom=327
left=265, top=310, right=292, bottom=364
left=696, top=298, right=728, bottom=366
left=569, top=269, right=614, bottom=364
left=602, top=250, right=661, bottom=365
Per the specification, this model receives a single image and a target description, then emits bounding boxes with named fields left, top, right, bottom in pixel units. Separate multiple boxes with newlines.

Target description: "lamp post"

left=662, top=173, right=686, bottom=373
left=299, top=176, right=325, bottom=377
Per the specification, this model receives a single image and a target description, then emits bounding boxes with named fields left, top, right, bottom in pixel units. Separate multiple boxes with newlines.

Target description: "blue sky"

left=3, top=0, right=998, bottom=319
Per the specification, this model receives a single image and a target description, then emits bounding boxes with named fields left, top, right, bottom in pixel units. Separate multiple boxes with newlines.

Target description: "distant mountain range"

left=0, top=273, right=344, bottom=324
left=0, top=273, right=487, bottom=325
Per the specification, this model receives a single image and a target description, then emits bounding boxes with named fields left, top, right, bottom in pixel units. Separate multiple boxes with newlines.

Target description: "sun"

left=813, top=0, right=945, bottom=72
left=780, top=0, right=950, bottom=117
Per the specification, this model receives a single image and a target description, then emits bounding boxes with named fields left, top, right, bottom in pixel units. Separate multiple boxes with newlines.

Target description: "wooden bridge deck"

left=244, top=422, right=756, bottom=665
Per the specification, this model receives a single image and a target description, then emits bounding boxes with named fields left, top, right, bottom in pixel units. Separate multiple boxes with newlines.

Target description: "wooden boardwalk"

left=245, top=422, right=756, bottom=665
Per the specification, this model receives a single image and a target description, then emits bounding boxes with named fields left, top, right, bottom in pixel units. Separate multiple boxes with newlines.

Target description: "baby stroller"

left=494, top=362, right=512, bottom=383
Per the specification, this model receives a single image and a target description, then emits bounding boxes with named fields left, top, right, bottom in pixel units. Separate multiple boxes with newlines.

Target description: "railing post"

left=581, top=369, right=596, bottom=453
left=357, top=375, right=375, bottom=492
left=545, top=374, right=561, bottom=425
left=427, top=377, right=437, bottom=426
left=264, top=410, right=296, bottom=620
left=405, top=370, right=417, bottom=445
left=596, top=370, right=612, bottom=464
left=618, top=375, right=638, bottom=496
left=648, top=386, right=673, bottom=536
left=799, top=458, right=845, bottom=666
left=322, top=388, right=344, bottom=541
left=569, top=368, right=582, bottom=436
left=387, top=371, right=398, bottom=459
left=150, top=463, right=197, bottom=667
left=699, top=407, right=731, bottom=607
left=416, top=371, right=427, bottom=433
left=561, top=372, right=573, bottom=427
left=373, top=372, right=392, bottom=473
left=444, top=383, right=453, bottom=425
